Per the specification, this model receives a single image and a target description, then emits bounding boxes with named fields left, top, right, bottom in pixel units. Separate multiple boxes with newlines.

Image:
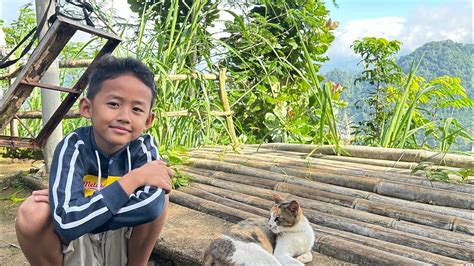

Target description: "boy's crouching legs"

left=16, top=192, right=63, bottom=266
left=127, top=195, right=169, bottom=266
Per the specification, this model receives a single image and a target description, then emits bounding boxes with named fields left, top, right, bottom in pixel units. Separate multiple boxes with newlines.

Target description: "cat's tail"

left=202, top=237, right=234, bottom=266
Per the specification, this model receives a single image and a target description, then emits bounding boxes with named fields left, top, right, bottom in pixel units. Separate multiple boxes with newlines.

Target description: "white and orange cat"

left=202, top=194, right=314, bottom=266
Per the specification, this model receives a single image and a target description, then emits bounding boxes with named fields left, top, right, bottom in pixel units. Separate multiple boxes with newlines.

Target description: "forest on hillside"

left=326, top=40, right=473, bottom=151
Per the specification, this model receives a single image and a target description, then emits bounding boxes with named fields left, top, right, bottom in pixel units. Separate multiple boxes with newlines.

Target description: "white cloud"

left=325, top=1, right=473, bottom=64
left=328, top=16, right=406, bottom=59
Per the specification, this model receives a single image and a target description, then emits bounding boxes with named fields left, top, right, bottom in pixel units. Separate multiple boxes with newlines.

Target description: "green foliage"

left=116, top=0, right=236, bottom=150
left=411, top=162, right=473, bottom=183
left=223, top=0, right=340, bottom=145
left=346, top=37, right=473, bottom=151
left=0, top=190, right=26, bottom=203
left=2, top=3, right=36, bottom=49
left=160, top=147, right=191, bottom=189
left=351, top=37, right=403, bottom=144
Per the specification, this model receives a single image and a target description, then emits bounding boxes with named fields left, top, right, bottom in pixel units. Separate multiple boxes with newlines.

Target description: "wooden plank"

left=0, top=136, right=39, bottom=149
left=0, top=18, right=75, bottom=131
left=20, top=80, right=81, bottom=94
left=36, top=38, right=120, bottom=147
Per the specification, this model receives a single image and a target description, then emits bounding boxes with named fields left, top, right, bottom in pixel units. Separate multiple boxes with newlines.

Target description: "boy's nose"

left=117, top=109, right=131, bottom=123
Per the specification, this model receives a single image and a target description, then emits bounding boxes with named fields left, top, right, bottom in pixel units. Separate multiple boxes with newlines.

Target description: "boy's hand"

left=32, top=189, right=49, bottom=203
left=121, top=160, right=173, bottom=195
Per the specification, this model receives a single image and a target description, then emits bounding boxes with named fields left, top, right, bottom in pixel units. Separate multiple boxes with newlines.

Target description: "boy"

left=15, top=55, right=173, bottom=265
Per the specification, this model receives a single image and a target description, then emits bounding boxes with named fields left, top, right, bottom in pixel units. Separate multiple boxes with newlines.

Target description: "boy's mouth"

left=110, top=125, right=131, bottom=134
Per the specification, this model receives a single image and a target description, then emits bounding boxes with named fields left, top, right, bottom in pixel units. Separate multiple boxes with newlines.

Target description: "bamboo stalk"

left=15, top=109, right=233, bottom=119
left=171, top=185, right=429, bottom=264
left=190, top=151, right=474, bottom=194
left=189, top=157, right=474, bottom=209
left=251, top=143, right=474, bottom=169
left=169, top=190, right=259, bottom=223
left=172, top=181, right=467, bottom=264
left=189, top=158, right=380, bottom=192
left=304, top=209, right=473, bottom=261
left=189, top=182, right=273, bottom=210
left=181, top=168, right=474, bottom=243
left=198, top=145, right=421, bottom=169
left=189, top=180, right=474, bottom=237
left=314, top=235, right=426, bottom=265
left=195, top=146, right=421, bottom=175
left=181, top=169, right=356, bottom=208
left=177, top=186, right=268, bottom=217
left=218, top=68, right=239, bottom=146
left=352, top=199, right=474, bottom=235
left=311, top=224, right=465, bottom=265
left=186, top=159, right=473, bottom=219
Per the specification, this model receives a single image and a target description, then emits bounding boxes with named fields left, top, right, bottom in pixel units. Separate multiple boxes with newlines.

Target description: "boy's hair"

left=87, top=55, right=157, bottom=107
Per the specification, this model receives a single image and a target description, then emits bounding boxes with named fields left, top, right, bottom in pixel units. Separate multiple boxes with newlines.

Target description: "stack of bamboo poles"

left=169, top=144, right=474, bottom=264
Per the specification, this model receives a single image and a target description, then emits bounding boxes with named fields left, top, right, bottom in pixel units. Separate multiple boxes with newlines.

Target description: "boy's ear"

left=145, top=112, right=155, bottom=130
left=79, top=98, right=92, bottom=118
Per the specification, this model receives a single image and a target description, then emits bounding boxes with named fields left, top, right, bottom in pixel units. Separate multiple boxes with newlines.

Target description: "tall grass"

left=116, top=0, right=231, bottom=151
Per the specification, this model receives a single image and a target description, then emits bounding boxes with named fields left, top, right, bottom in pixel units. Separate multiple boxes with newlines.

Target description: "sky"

left=1, top=0, right=472, bottom=69
left=323, top=0, right=472, bottom=71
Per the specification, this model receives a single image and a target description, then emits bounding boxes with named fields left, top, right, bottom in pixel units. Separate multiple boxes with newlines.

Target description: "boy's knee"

left=16, top=196, right=51, bottom=236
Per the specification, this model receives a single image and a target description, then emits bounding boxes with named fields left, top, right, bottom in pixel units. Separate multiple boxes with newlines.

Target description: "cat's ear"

left=288, top=200, right=300, bottom=214
left=273, top=193, right=285, bottom=204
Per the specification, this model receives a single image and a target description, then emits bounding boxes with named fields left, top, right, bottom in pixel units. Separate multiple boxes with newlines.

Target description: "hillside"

left=324, top=40, right=473, bottom=151
left=397, top=40, right=473, bottom=95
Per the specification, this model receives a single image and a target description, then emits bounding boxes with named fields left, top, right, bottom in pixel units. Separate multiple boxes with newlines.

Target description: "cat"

left=202, top=194, right=314, bottom=266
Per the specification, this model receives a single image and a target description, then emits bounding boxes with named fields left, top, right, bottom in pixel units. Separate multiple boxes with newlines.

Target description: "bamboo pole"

left=188, top=157, right=474, bottom=209
left=180, top=167, right=472, bottom=223
left=188, top=180, right=474, bottom=236
left=180, top=168, right=474, bottom=239
left=313, top=235, right=427, bottom=265
left=172, top=182, right=467, bottom=264
left=352, top=199, right=474, bottom=235
left=311, top=224, right=465, bottom=265
left=218, top=68, right=239, bottom=146
left=169, top=190, right=259, bottom=223
left=189, top=182, right=273, bottom=210
left=15, top=109, right=234, bottom=119
left=251, top=143, right=474, bottom=169
left=190, top=149, right=473, bottom=193
left=304, top=208, right=473, bottom=261
left=177, top=186, right=268, bottom=217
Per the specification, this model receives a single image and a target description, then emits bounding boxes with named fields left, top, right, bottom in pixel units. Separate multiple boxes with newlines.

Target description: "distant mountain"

left=323, top=40, right=473, bottom=151
left=397, top=40, right=473, bottom=95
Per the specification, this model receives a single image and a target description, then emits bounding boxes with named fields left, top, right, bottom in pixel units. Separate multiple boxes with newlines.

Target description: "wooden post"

left=36, top=0, right=63, bottom=173
left=218, top=68, right=238, bottom=147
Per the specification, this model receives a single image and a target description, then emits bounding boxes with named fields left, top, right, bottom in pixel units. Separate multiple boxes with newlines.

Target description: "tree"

left=351, top=37, right=403, bottom=145
left=222, top=0, right=339, bottom=144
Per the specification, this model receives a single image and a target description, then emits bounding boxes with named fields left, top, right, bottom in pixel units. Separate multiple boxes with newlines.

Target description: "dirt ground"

left=0, top=158, right=43, bottom=266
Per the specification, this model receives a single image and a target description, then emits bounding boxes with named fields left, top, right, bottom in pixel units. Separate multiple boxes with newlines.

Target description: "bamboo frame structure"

left=2, top=64, right=239, bottom=148
left=0, top=16, right=121, bottom=149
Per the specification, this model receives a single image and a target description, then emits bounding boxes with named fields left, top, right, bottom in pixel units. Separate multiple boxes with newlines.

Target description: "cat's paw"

left=296, top=251, right=313, bottom=264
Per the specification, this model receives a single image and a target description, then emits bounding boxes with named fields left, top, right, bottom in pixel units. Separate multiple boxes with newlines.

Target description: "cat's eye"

left=274, top=217, right=281, bottom=222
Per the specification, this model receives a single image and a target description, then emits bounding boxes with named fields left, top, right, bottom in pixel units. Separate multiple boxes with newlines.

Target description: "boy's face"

left=79, top=74, right=155, bottom=155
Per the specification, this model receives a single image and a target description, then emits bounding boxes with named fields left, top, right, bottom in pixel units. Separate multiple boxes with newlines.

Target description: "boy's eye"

left=133, top=107, right=144, bottom=113
left=107, top=102, right=119, bottom=108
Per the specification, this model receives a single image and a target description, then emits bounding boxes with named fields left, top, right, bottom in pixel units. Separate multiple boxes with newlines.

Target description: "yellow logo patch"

left=83, top=175, right=121, bottom=197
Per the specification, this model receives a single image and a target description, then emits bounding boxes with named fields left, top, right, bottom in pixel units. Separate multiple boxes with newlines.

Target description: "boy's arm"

left=49, top=133, right=131, bottom=242
left=91, top=134, right=172, bottom=233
